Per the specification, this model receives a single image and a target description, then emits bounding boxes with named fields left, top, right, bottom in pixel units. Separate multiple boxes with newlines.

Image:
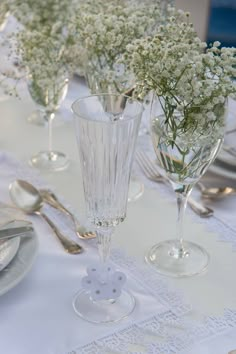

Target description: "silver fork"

left=136, top=150, right=214, bottom=218
left=40, top=189, right=96, bottom=239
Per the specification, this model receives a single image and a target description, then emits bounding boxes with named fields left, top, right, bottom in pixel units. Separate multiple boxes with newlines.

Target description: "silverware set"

left=9, top=180, right=85, bottom=254
left=3, top=147, right=236, bottom=252
left=0, top=180, right=96, bottom=255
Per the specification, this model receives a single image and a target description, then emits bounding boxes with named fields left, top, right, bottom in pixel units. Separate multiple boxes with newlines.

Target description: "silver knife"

left=0, top=225, right=34, bottom=241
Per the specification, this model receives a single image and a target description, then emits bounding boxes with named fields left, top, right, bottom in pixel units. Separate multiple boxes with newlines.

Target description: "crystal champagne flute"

left=72, top=93, right=143, bottom=323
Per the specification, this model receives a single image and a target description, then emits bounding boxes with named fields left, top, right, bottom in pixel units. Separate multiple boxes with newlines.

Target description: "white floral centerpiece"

left=73, top=0, right=167, bottom=93
left=0, top=0, right=80, bottom=100
left=8, top=0, right=74, bottom=30
left=18, top=27, right=71, bottom=113
left=124, top=8, right=236, bottom=139
left=1, top=0, right=79, bottom=170
left=123, top=8, right=236, bottom=277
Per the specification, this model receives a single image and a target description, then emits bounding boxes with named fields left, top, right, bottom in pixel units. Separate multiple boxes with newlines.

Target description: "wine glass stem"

left=97, top=228, right=113, bottom=283
left=48, top=113, right=55, bottom=154
left=176, top=191, right=187, bottom=250
left=173, top=184, right=193, bottom=258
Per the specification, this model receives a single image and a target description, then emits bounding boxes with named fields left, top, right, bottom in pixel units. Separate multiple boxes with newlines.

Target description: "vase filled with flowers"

left=0, top=0, right=82, bottom=170
left=125, top=9, right=236, bottom=276
left=74, top=0, right=167, bottom=95
left=73, top=0, right=172, bottom=201
left=16, top=26, right=73, bottom=171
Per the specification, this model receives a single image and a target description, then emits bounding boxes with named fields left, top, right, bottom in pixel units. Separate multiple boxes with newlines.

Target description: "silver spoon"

left=9, top=180, right=83, bottom=254
left=200, top=185, right=236, bottom=200
left=40, top=189, right=96, bottom=239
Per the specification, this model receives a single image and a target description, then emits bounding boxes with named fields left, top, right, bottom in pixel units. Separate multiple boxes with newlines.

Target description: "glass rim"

left=71, top=93, right=143, bottom=124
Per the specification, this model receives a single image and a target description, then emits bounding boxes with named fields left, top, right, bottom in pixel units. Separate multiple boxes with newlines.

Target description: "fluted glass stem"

left=97, top=228, right=113, bottom=283
left=97, top=229, right=112, bottom=264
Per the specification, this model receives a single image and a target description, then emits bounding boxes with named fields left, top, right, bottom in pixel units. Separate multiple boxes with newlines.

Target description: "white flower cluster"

left=16, top=28, right=70, bottom=111
left=8, top=0, right=74, bottom=31
left=124, top=8, right=236, bottom=135
left=73, top=0, right=166, bottom=92
left=0, top=0, right=80, bottom=101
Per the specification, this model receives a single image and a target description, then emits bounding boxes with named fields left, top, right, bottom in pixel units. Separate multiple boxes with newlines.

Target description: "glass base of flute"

left=73, top=289, right=135, bottom=324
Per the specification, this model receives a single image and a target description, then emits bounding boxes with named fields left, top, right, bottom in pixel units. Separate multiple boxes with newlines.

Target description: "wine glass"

left=72, top=94, right=143, bottom=323
left=28, top=71, right=69, bottom=171
left=147, top=96, right=227, bottom=277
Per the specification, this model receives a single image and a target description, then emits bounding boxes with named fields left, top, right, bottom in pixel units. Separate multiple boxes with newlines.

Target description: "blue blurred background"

left=207, top=0, right=236, bottom=47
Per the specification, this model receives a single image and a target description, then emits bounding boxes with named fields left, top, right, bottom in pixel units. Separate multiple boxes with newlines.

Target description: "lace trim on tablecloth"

left=68, top=249, right=236, bottom=354
left=68, top=308, right=236, bottom=354
left=68, top=305, right=236, bottom=353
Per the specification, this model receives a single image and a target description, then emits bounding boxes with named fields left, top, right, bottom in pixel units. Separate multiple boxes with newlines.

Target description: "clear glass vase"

left=28, top=71, right=69, bottom=171
left=146, top=96, right=227, bottom=277
left=72, top=94, right=143, bottom=323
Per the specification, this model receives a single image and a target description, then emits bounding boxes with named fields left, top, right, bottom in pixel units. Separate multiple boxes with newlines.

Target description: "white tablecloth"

left=0, top=49, right=236, bottom=352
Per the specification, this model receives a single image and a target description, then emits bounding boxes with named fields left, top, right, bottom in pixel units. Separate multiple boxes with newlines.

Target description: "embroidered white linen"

left=0, top=53, right=236, bottom=351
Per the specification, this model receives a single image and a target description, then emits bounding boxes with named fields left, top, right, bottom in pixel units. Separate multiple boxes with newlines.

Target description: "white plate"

left=0, top=237, right=20, bottom=272
left=0, top=229, right=38, bottom=296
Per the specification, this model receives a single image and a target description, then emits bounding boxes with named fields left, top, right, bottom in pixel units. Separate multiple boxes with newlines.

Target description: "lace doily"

left=68, top=309, right=236, bottom=354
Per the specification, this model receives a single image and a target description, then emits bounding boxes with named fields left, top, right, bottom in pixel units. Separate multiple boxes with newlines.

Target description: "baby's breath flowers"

left=8, top=0, right=74, bottom=31
left=74, top=0, right=166, bottom=93
left=17, top=27, right=72, bottom=112
left=0, top=0, right=80, bottom=102
left=124, top=9, right=236, bottom=138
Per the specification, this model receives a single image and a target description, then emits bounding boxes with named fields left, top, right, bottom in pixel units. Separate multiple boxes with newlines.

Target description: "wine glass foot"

left=30, top=151, right=70, bottom=171
left=73, top=289, right=136, bottom=323
left=145, top=240, right=209, bottom=277
left=128, top=177, right=144, bottom=202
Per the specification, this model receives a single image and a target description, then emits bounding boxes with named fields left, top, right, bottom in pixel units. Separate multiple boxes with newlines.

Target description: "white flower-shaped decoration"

left=81, top=263, right=126, bottom=301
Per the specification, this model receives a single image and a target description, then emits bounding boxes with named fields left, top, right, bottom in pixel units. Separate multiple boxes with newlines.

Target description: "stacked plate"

left=210, top=128, right=236, bottom=180
left=0, top=209, right=38, bottom=296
